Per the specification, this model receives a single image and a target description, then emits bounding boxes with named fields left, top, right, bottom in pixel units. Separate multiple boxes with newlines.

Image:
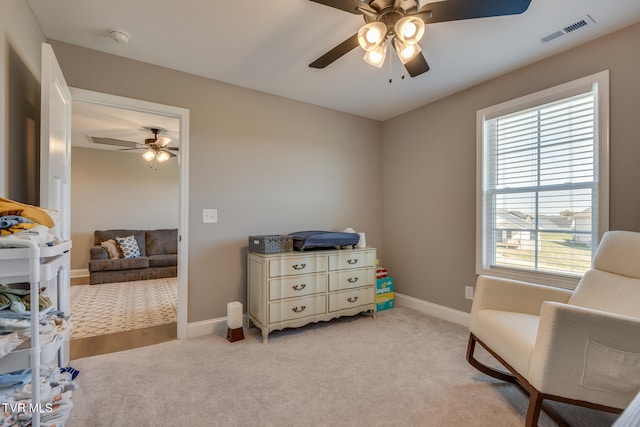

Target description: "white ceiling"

left=72, top=100, right=179, bottom=153
left=28, top=0, right=640, bottom=121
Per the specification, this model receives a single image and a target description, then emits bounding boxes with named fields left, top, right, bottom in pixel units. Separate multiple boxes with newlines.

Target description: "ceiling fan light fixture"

left=393, top=37, right=422, bottom=64
left=394, top=16, right=425, bottom=44
left=358, top=22, right=387, bottom=51
left=156, top=150, right=171, bottom=163
left=142, top=149, right=156, bottom=161
left=363, top=42, right=387, bottom=68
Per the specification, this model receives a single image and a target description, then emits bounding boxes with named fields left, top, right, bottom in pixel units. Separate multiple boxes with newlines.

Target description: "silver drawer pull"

left=292, top=306, right=306, bottom=313
left=292, top=284, right=306, bottom=291
left=292, top=263, right=307, bottom=270
left=347, top=259, right=358, bottom=265
left=347, top=277, right=359, bottom=283
left=347, top=296, right=359, bottom=303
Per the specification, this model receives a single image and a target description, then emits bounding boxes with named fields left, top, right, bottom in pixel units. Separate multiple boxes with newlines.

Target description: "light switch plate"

left=203, top=208, right=218, bottom=223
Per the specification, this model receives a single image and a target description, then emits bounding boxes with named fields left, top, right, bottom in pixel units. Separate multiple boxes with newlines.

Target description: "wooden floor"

left=70, top=322, right=177, bottom=359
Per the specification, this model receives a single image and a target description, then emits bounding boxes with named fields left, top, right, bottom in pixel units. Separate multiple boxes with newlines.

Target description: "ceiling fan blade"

left=403, top=52, right=430, bottom=77
left=163, top=150, right=177, bottom=158
left=414, top=0, right=532, bottom=23
left=88, top=136, right=138, bottom=148
left=309, top=33, right=360, bottom=69
left=165, top=147, right=179, bottom=152
left=308, top=0, right=366, bottom=14
left=155, top=136, right=172, bottom=147
left=118, top=147, right=145, bottom=151
left=356, top=5, right=379, bottom=18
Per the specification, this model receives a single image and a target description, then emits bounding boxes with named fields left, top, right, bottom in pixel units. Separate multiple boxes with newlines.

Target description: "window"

left=476, top=71, right=609, bottom=287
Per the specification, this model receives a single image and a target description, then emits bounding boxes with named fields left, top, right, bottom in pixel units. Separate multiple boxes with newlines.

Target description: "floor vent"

left=539, top=15, right=596, bottom=44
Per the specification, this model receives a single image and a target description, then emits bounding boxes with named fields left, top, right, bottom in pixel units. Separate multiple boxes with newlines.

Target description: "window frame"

left=476, top=71, right=610, bottom=289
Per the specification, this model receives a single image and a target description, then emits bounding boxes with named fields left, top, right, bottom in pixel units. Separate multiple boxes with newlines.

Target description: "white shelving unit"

left=0, top=238, right=72, bottom=427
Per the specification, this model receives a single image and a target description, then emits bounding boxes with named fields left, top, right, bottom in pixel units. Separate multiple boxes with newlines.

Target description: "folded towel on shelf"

left=0, top=224, right=55, bottom=246
left=0, top=197, right=58, bottom=245
left=0, top=197, right=55, bottom=228
left=0, top=331, right=23, bottom=358
left=0, top=215, right=34, bottom=229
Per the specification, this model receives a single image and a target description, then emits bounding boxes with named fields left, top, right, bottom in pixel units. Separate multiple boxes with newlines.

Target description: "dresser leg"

left=262, top=328, right=268, bottom=344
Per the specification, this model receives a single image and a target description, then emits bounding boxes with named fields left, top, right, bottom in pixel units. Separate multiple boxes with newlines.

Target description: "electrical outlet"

left=465, top=286, right=474, bottom=300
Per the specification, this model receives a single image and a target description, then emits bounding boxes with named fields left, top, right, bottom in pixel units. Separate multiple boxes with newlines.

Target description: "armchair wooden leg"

left=526, top=389, right=543, bottom=427
left=468, top=334, right=574, bottom=427
left=466, top=333, right=518, bottom=384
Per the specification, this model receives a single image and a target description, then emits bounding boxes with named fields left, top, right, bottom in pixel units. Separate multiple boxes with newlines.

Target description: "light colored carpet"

left=69, top=278, right=177, bottom=339
left=66, top=307, right=618, bottom=426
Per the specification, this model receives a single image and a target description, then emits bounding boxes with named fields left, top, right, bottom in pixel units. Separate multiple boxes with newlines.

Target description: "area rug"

left=69, top=277, right=177, bottom=339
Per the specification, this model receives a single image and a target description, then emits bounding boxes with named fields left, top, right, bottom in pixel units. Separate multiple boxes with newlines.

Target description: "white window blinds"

left=477, top=72, right=609, bottom=283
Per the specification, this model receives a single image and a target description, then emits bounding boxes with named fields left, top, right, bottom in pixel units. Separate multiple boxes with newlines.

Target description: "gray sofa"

left=88, top=229, right=177, bottom=285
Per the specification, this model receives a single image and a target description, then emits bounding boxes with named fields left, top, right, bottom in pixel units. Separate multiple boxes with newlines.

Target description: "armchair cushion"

left=592, top=230, right=640, bottom=278
left=569, top=269, right=640, bottom=318
left=471, top=309, right=539, bottom=377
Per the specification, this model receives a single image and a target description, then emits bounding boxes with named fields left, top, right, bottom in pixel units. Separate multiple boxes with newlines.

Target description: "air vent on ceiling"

left=88, top=136, right=137, bottom=148
left=539, top=15, right=596, bottom=44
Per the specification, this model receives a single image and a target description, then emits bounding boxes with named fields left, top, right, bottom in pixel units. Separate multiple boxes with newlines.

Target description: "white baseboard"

left=187, top=317, right=228, bottom=338
left=187, top=298, right=469, bottom=338
left=186, top=297, right=470, bottom=339
left=71, top=268, right=89, bottom=278
left=394, top=292, right=470, bottom=327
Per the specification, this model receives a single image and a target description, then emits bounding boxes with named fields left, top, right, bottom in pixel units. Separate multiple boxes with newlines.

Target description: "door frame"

left=70, top=88, right=190, bottom=340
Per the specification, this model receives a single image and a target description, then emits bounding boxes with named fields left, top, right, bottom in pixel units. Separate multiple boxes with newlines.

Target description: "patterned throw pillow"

left=116, top=235, right=140, bottom=259
left=100, top=239, right=121, bottom=259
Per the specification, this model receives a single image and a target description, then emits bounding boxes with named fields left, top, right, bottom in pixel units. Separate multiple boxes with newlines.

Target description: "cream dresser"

left=247, top=247, right=376, bottom=343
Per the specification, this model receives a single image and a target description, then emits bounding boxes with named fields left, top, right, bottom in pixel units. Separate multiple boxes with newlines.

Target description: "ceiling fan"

left=89, top=127, right=178, bottom=163
left=308, top=0, right=533, bottom=77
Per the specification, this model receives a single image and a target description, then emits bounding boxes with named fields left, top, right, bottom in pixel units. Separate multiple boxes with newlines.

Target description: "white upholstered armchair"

left=467, top=230, right=640, bottom=426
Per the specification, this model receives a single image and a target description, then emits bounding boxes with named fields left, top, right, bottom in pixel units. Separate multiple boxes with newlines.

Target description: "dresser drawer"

left=329, top=250, right=376, bottom=271
left=328, top=268, right=375, bottom=291
left=269, top=273, right=327, bottom=300
left=269, top=294, right=326, bottom=323
left=268, top=255, right=328, bottom=278
left=328, top=287, right=374, bottom=312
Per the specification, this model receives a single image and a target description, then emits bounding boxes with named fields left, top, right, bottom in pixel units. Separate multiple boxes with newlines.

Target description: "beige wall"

left=4, top=3, right=638, bottom=324
left=382, top=22, right=640, bottom=313
left=70, top=146, right=179, bottom=271
left=0, top=0, right=45, bottom=197
left=50, top=40, right=383, bottom=322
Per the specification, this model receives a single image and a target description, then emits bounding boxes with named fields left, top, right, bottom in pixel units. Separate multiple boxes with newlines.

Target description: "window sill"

left=476, top=266, right=581, bottom=290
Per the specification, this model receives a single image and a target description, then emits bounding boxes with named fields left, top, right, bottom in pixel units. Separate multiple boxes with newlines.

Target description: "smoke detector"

left=108, top=28, right=130, bottom=44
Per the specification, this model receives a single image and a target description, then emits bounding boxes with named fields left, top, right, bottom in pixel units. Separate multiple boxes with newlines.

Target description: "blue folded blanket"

left=0, top=215, right=33, bottom=229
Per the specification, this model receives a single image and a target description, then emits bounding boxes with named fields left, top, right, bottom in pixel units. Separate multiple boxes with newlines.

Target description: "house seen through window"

left=476, top=71, right=609, bottom=286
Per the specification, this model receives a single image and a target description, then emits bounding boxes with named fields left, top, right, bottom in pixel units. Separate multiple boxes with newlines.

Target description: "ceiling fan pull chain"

left=388, top=42, right=393, bottom=84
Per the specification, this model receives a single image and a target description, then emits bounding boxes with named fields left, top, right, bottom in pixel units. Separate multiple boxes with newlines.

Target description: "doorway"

left=68, top=88, right=189, bottom=357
